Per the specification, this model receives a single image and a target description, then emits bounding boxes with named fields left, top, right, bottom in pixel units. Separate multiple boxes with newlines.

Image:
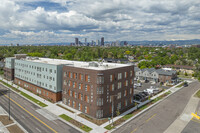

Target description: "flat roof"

left=18, top=57, right=132, bottom=70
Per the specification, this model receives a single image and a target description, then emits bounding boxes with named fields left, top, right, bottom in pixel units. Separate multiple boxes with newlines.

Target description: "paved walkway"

left=164, top=90, right=200, bottom=133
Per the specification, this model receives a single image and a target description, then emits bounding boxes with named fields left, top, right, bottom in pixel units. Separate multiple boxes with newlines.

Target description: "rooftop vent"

left=89, top=62, right=99, bottom=67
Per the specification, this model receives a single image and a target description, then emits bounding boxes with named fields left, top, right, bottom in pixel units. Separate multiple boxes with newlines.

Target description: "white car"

left=134, top=84, right=137, bottom=89
left=137, top=83, right=142, bottom=87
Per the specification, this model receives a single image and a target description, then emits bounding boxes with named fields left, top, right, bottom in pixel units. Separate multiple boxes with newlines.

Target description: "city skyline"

left=0, top=0, right=200, bottom=45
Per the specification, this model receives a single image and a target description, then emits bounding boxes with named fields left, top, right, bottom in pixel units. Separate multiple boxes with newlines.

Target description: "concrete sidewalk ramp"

left=36, top=108, right=58, bottom=121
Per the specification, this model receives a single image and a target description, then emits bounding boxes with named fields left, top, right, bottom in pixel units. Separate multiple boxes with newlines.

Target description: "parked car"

left=184, top=82, right=188, bottom=87
left=134, top=84, right=137, bottom=89
left=137, top=83, right=142, bottom=87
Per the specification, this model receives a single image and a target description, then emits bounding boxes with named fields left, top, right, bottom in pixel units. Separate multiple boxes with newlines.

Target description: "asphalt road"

left=182, top=118, right=200, bottom=133
left=114, top=80, right=200, bottom=133
left=0, top=84, right=81, bottom=133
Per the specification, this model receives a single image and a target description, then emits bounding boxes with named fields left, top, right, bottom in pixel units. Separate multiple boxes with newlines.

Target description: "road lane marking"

left=36, top=127, right=42, bottom=133
left=131, top=128, right=137, bottom=133
left=21, top=115, right=25, bottom=119
left=1, top=92, right=57, bottom=133
left=145, top=114, right=156, bottom=123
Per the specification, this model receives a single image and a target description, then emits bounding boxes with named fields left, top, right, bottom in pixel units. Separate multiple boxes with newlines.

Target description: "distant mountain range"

left=1, top=39, right=200, bottom=46
left=126, top=39, right=200, bottom=46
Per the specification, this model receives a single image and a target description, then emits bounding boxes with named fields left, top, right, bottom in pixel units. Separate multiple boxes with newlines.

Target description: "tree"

left=185, top=72, right=188, bottom=76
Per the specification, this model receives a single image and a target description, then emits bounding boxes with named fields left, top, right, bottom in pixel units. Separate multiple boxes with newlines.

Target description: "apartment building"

left=62, top=62, right=134, bottom=118
left=4, top=55, right=66, bottom=102
left=4, top=55, right=135, bottom=118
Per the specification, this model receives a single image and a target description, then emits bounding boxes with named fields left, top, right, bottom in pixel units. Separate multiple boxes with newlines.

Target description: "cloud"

left=0, top=0, right=200, bottom=44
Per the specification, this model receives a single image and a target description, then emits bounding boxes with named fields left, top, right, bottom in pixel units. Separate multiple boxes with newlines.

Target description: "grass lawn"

left=195, top=90, right=200, bottom=98
left=176, top=82, right=184, bottom=88
left=59, top=114, right=92, bottom=132
left=0, top=80, right=20, bottom=93
left=20, top=92, right=47, bottom=107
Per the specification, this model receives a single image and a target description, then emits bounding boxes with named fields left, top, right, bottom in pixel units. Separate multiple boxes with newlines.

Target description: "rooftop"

left=19, top=57, right=132, bottom=70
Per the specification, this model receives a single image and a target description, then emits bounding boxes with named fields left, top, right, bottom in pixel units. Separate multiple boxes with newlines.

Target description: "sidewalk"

left=164, top=90, right=200, bottom=133
left=0, top=77, right=107, bottom=133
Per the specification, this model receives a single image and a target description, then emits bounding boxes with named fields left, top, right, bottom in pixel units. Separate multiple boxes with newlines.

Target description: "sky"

left=0, top=0, right=200, bottom=45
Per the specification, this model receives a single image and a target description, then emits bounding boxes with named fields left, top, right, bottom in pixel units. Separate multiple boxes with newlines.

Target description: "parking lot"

left=134, top=81, right=170, bottom=95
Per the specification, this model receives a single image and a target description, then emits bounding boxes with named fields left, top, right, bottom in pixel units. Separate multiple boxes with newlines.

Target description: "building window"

left=78, top=83, right=81, bottom=89
left=73, top=82, right=75, bottom=88
left=75, top=73, right=77, bottom=79
left=80, top=74, right=83, bottom=81
left=85, top=106, right=88, bottom=113
left=118, top=82, right=122, bottom=89
left=97, top=98, right=103, bottom=106
left=68, top=99, right=70, bottom=106
left=124, top=72, right=127, bottom=78
left=70, top=72, right=73, bottom=78
left=81, top=94, right=83, bottom=100
left=85, top=85, right=88, bottom=91
left=112, top=84, right=114, bottom=91
left=117, top=102, right=121, bottom=110
left=96, top=110, right=103, bottom=118
left=70, top=91, right=72, bottom=97
left=97, top=87, right=104, bottom=94
left=110, top=75, right=113, bottom=82
left=78, top=103, right=81, bottom=111
left=124, top=90, right=127, bottom=96
left=117, top=92, right=121, bottom=99
left=88, top=75, right=90, bottom=82
left=97, top=76, right=104, bottom=84
left=125, top=80, right=128, bottom=87
left=130, top=71, right=133, bottom=77
left=125, top=99, right=128, bottom=106
left=75, top=92, right=77, bottom=98
left=72, top=101, right=75, bottom=108
left=118, top=73, right=122, bottom=80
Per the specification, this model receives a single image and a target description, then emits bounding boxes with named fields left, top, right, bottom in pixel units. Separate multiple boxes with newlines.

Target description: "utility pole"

left=8, top=81, right=10, bottom=120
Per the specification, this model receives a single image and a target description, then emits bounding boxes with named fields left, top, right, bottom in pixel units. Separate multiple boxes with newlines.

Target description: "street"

left=114, top=80, right=200, bottom=133
left=0, top=84, right=81, bottom=133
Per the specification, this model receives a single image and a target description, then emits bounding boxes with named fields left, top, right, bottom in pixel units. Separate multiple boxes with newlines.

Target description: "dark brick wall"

left=62, top=65, right=134, bottom=118
left=3, top=67, right=14, bottom=81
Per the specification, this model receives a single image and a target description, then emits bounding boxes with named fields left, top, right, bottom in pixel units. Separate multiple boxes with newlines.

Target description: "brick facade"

left=14, top=78, right=62, bottom=102
left=62, top=65, right=134, bottom=119
left=3, top=67, right=14, bottom=81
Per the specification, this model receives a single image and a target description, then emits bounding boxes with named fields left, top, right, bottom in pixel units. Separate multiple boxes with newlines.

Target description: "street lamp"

left=6, top=72, right=11, bottom=120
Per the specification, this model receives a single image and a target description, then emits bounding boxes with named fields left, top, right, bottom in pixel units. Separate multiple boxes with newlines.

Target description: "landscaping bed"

left=195, top=90, right=200, bottom=98
left=175, top=82, right=184, bottom=88
left=78, top=113, right=108, bottom=126
left=7, top=124, right=24, bottom=133
left=0, top=115, right=14, bottom=125
left=56, top=104, right=75, bottom=113
left=105, top=91, right=171, bottom=130
left=59, top=114, right=92, bottom=132
left=20, top=92, right=47, bottom=107
left=0, top=80, right=20, bottom=93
